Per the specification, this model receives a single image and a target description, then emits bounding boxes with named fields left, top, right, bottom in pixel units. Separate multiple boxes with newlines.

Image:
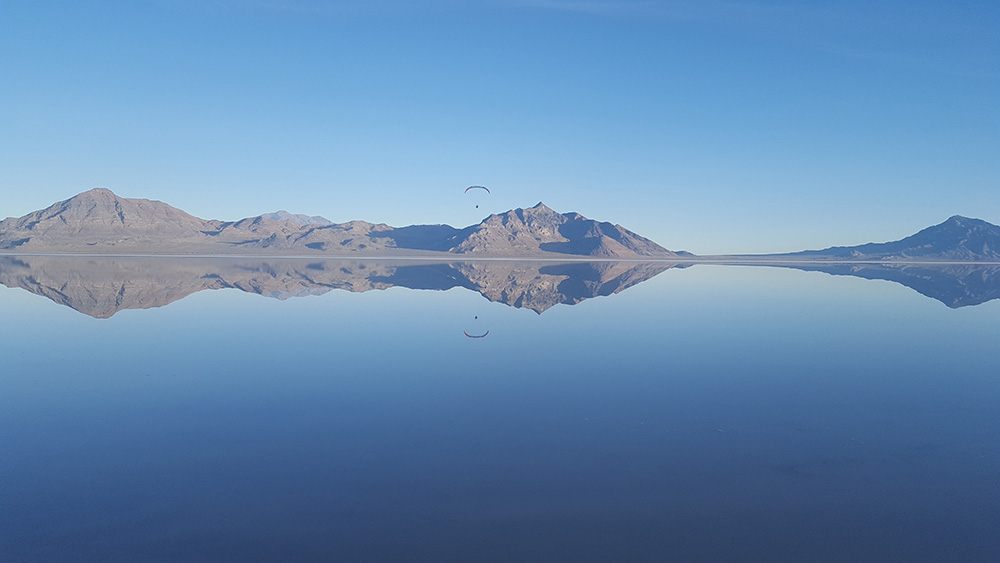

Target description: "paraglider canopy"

left=465, top=185, right=490, bottom=209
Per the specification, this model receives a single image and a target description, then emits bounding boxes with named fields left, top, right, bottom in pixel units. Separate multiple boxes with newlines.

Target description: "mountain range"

left=3, top=189, right=1000, bottom=261
left=0, top=188, right=681, bottom=258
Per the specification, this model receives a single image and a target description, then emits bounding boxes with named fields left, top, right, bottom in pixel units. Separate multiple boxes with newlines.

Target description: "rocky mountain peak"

left=76, top=187, right=117, bottom=198
left=455, top=204, right=673, bottom=257
left=527, top=201, right=556, bottom=213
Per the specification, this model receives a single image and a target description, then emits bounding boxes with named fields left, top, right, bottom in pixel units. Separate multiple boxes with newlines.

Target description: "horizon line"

left=3, top=252, right=999, bottom=266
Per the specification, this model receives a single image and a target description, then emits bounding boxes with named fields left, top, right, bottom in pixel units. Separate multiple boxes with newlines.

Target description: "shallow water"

left=1, top=257, right=999, bottom=562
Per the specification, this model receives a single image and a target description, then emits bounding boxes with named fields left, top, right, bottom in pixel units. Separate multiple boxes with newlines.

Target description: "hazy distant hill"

left=0, top=188, right=680, bottom=258
left=787, top=216, right=1000, bottom=261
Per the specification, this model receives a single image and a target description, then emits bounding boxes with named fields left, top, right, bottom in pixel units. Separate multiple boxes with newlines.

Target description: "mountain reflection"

left=775, top=262, right=1000, bottom=308
left=4, top=256, right=999, bottom=317
left=0, top=256, right=673, bottom=318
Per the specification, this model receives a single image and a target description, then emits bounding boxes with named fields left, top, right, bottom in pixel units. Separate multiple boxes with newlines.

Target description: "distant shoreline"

left=2, top=252, right=999, bottom=266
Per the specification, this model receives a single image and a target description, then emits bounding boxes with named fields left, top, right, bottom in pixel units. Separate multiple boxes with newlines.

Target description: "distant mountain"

left=0, top=255, right=674, bottom=318
left=0, top=189, right=680, bottom=258
left=787, top=216, right=1000, bottom=261
left=228, top=210, right=333, bottom=231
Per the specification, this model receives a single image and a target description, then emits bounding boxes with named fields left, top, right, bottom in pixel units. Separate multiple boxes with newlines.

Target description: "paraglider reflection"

left=464, top=314, right=489, bottom=338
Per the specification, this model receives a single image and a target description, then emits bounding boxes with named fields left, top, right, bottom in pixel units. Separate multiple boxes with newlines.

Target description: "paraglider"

left=465, top=185, right=490, bottom=209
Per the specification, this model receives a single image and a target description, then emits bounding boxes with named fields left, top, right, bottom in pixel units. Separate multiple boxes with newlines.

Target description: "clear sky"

left=1, top=0, right=997, bottom=254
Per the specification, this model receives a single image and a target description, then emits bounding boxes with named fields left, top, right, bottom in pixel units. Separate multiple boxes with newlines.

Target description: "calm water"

left=1, top=257, right=999, bottom=562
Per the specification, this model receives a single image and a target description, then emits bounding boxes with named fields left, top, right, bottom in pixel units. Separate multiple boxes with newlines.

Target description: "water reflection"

left=773, top=262, right=1000, bottom=308
left=0, top=255, right=674, bottom=318
left=3, top=255, right=1000, bottom=318
left=3, top=256, right=1000, bottom=562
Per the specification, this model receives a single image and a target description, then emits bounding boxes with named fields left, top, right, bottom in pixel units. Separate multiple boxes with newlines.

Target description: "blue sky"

left=1, top=0, right=997, bottom=253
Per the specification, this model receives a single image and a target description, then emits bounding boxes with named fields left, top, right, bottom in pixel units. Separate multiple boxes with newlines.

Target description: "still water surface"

left=1, top=257, right=998, bottom=562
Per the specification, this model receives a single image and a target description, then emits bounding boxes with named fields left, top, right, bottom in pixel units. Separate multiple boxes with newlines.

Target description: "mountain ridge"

left=0, top=189, right=681, bottom=258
